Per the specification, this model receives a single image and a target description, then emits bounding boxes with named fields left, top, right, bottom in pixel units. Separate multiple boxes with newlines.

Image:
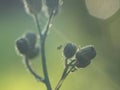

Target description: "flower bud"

left=23, top=0, right=42, bottom=15
left=63, top=43, right=77, bottom=59
left=75, top=45, right=96, bottom=68
left=16, top=38, right=29, bottom=55
left=25, top=32, right=37, bottom=48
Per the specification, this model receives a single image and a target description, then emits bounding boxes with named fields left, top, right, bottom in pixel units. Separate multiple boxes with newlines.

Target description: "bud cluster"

left=16, top=32, right=39, bottom=59
left=63, top=43, right=96, bottom=69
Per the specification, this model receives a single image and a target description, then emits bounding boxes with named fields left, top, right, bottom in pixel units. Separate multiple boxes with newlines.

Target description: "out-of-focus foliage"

left=0, top=0, right=120, bottom=90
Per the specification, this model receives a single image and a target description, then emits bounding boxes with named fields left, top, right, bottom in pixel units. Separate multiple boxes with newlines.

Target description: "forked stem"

left=55, top=60, right=76, bottom=90
left=33, top=13, right=54, bottom=90
left=24, top=56, right=44, bottom=83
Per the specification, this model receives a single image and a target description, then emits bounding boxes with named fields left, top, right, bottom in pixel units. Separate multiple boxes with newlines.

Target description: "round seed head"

left=76, top=51, right=91, bottom=68
left=75, top=45, right=96, bottom=68
left=79, top=45, right=96, bottom=61
left=63, top=43, right=77, bottom=59
left=16, top=38, right=29, bottom=55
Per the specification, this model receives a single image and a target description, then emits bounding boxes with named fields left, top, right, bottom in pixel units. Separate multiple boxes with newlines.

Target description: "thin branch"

left=34, top=15, right=42, bottom=36
left=24, top=56, right=44, bottom=83
left=40, top=38, right=52, bottom=90
left=55, top=65, right=76, bottom=90
left=43, top=11, right=54, bottom=40
left=33, top=14, right=52, bottom=90
left=55, top=66, right=68, bottom=90
left=55, top=60, right=76, bottom=90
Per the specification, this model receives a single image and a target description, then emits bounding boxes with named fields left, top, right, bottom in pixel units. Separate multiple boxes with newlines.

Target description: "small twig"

left=43, top=11, right=54, bottom=40
left=55, top=60, right=76, bottom=90
left=33, top=14, right=52, bottom=90
left=55, top=65, right=76, bottom=90
left=55, top=66, right=68, bottom=90
left=24, top=56, right=44, bottom=83
left=34, top=15, right=42, bottom=36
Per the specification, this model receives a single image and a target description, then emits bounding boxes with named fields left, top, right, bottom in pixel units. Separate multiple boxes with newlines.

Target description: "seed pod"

left=25, top=32, right=37, bottom=48
left=27, top=46, right=40, bottom=59
left=23, top=0, right=42, bottom=15
left=63, top=43, right=77, bottom=59
left=16, top=38, right=29, bottom=55
left=75, top=45, right=96, bottom=68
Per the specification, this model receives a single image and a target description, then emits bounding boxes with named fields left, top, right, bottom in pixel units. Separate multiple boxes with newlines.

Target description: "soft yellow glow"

left=1, top=73, right=45, bottom=90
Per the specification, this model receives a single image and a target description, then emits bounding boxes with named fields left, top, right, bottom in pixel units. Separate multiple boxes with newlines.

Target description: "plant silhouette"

left=15, top=0, right=96, bottom=90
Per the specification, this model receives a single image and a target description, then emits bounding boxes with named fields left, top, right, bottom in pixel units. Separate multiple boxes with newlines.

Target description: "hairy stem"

left=34, top=14, right=52, bottom=90
left=25, top=56, right=44, bottom=83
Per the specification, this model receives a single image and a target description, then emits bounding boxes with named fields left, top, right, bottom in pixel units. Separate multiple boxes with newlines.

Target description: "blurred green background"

left=0, top=0, right=120, bottom=90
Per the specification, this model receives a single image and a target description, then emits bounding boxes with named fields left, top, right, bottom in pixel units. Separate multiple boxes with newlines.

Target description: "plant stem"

left=55, top=60, right=76, bottom=90
left=34, top=15, right=42, bottom=36
left=34, top=14, right=52, bottom=90
left=41, top=36, right=52, bottom=90
left=25, top=56, right=44, bottom=83
left=43, top=11, right=54, bottom=39
left=55, top=66, right=76, bottom=90
left=55, top=66, right=69, bottom=90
